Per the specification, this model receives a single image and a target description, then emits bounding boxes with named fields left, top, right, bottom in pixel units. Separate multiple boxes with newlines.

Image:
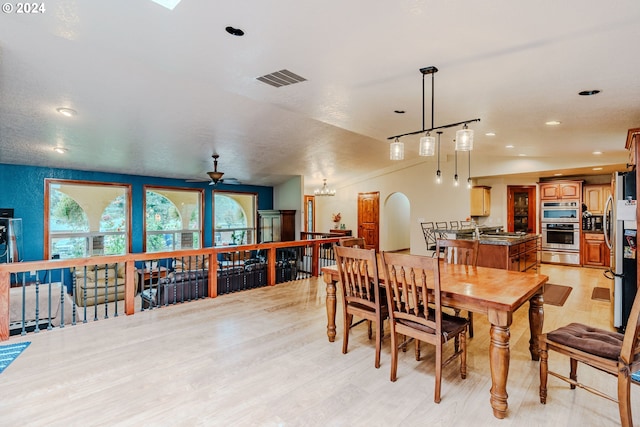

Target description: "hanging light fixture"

left=455, top=123, right=474, bottom=151
left=467, top=150, right=472, bottom=189
left=390, top=137, right=404, bottom=160
left=207, top=154, right=225, bottom=185
left=453, top=145, right=459, bottom=187
left=419, top=69, right=436, bottom=157
left=314, top=179, right=336, bottom=196
left=387, top=66, right=480, bottom=159
left=435, top=131, right=442, bottom=184
left=419, top=132, right=435, bottom=156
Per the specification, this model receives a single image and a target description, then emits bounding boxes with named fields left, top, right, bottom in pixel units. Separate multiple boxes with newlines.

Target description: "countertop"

left=434, top=225, right=504, bottom=235
left=583, top=229, right=604, bottom=234
left=458, top=233, right=540, bottom=246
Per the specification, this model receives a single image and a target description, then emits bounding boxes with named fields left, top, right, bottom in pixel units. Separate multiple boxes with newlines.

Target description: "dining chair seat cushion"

left=546, top=323, right=624, bottom=360
left=396, top=308, right=468, bottom=339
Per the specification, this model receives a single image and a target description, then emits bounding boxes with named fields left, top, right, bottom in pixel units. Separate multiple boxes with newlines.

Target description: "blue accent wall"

left=0, top=163, right=273, bottom=261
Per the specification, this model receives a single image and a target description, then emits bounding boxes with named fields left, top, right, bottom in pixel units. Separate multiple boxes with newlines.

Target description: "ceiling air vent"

left=257, top=69, right=307, bottom=88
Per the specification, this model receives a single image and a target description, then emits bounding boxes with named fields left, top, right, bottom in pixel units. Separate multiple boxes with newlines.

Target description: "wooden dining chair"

left=334, top=245, right=388, bottom=369
left=539, top=289, right=640, bottom=427
left=338, top=237, right=366, bottom=248
left=436, top=238, right=479, bottom=339
left=380, top=252, right=468, bottom=403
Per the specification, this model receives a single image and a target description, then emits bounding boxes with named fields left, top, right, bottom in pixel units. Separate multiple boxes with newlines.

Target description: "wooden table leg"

left=488, top=310, right=512, bottom=419
left=528, top=291, right=544, bottom=361
left=323, top=275, right=337, bottom=342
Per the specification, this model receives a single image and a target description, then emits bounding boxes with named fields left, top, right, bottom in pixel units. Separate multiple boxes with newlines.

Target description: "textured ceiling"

left=0, top=1, right=639, bottom=188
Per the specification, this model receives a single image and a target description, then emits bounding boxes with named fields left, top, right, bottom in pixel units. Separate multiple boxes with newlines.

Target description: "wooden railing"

left=0, top=238, right=342, bottom=341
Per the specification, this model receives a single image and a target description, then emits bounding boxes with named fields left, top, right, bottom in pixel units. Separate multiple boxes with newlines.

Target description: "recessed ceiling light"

left=592, top=151, right=603, bottom=155
left=225, top=26, right=245, bottom=36
left=505, top=145, right=514, bottom=149
left=545, top=120, right=561, bottom=126
left=394, top=110, right=405, bottom=114
left=579, top=90, right=600, bottom=96
left=56, top=107, right=77, bottom=117
left=149, top=0, right=182, bottom=10
left=485, top=132, right=496, bottom=136
left=53, top=146, right=67, bottom=154
left=592, top=167, right=603, bottom=171
left=518, top=154, right=527, bottom=157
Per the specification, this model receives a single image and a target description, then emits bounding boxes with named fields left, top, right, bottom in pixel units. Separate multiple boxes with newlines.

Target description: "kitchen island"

left=457, top=233, right=541, bottom=272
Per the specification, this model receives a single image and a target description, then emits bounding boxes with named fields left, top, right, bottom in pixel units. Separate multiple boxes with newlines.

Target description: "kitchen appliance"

left=541, top=199, right=581, bottom=265
left=604, top=170, right=637, bottom=332
left=541, top=200, right=580, bottom=222
left=593, top=215, right=603, bottom=230
left=582, top=215, right=594, bottom=230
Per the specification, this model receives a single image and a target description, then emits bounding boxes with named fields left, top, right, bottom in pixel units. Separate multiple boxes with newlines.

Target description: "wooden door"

left=507, top=186, right=536, bottom=233
left=357, top=192, right=379, bottom=252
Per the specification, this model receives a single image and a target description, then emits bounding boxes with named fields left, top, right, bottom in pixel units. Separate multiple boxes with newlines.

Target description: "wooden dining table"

left=322, top=261, right=549, bottom=420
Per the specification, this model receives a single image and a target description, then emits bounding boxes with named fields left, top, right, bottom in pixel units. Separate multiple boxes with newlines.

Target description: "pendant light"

left=467, top=150, right=472, bottom=189
left=455, top=123, right=474, bottom=151
left=435, top=131, right=442, bottom=184
left=387, top=66, right=480, bottom=158
left=419, top=68, right=436, bottom=157
left=390, top=137, right=404, bottom=160
left=453, top=146, right=459, bottom=187
left=419, top=132, right=435, bottom=156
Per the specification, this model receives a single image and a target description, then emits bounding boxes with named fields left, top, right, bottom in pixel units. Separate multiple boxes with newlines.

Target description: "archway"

left=383, top=192, right=410, bottom=252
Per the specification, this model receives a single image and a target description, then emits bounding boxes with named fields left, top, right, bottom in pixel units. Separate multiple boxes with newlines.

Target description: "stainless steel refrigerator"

left=604, top=170, right=637, bottom=332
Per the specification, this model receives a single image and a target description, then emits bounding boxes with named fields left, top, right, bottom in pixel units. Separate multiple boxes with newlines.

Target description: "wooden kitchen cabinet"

left=470, top=186, right=491, bottom=216
left=582, top=232, right=609, bottom=267
left=583, top=184, right=613, bottom=215
left=584, top=185, right=604, bottom=214
left=540, top=182, right=581, bottom=200
left=477, top=235, right=540, bottom=272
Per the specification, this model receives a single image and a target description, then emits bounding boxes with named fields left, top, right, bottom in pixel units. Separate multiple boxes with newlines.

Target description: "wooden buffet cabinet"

left=258, top=210, right=296, bottom=242
left=476, top=235, right=540, bottom=272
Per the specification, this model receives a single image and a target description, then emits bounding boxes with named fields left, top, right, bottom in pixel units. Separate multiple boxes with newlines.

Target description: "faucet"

left=474, top=225, right=480, bottom=240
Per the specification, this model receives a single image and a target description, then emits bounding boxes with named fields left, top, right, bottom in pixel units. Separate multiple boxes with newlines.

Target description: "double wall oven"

left=540, top=200, right=581, bottom=265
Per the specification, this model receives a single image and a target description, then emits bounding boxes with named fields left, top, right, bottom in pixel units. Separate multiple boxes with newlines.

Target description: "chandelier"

left=314, top=179, right=336, bottom=196
left=387, top=66, right=480, bottom=161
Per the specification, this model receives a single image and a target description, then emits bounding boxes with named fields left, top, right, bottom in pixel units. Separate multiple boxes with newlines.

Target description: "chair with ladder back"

left=539, top=289, right=640, bottom=427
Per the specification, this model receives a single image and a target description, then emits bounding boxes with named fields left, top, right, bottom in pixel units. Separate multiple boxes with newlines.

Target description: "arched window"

left=144, top=186, right=203, bottom=252
left=46, top=179, right=130, bottom=259
left=213, top=191, right=256, bottom=245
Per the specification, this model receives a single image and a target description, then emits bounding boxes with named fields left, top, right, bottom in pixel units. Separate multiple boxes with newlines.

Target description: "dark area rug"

left=591, top=287, right=611, bottom=302
left=543, top=284, right=572, bottom=307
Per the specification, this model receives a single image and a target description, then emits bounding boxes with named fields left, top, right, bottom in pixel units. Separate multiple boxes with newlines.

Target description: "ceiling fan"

left=186, top=154, right=242, bottom=185
left=207, top=154, right=225, bottom=185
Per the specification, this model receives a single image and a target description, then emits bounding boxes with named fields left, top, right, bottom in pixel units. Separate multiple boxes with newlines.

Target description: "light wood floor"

left=0, top=264, right=637, bottom=427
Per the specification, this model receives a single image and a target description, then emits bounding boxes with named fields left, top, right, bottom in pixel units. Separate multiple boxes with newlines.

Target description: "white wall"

left=310, top=157, right=473, bottom=254
left=274, top=176, right=303, bottom=239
